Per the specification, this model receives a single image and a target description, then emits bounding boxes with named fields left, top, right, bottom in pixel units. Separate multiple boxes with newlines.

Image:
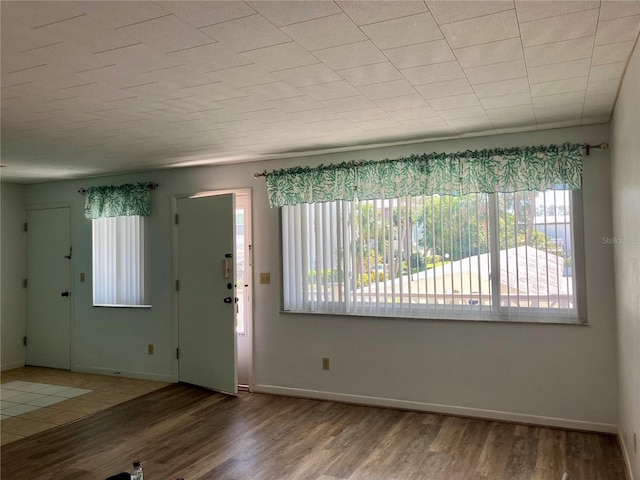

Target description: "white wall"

left=1, top=183, right=27, bottom=370
left=24, top=123, right=618, bottom=431
left=611, top=38, right=640, bottom=478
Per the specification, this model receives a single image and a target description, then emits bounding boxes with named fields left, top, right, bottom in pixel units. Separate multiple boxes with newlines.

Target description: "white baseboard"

left=1, top=361, right=26, bottom=372
left=255, top=384, right=618, bottom=434
left=618, top=427, right=635, bottom=480
left=73, top=365, right=175, bottom=383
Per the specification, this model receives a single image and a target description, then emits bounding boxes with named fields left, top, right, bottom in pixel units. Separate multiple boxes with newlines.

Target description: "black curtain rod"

left=252, top=142, right=610, bottom=179
left=78, top=182, right=158, bottom=195
left=585, top=142, right=609, bottom=155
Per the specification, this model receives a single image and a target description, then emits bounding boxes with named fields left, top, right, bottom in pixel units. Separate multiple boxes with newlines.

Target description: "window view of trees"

left=283, top=188, right=577, bottom=320
left=352, top=191, right=567, bottom=283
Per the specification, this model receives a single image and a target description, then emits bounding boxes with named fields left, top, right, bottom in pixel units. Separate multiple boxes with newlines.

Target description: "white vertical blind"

left=282, top=189, right=580, bottom=323
left=92, top=215, right=147, bottom=306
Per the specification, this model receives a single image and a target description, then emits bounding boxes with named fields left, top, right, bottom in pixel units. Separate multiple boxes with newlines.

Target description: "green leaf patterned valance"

left=265, top=143, right=584, bottom=207
left=84, top=182, right=153, bottom=219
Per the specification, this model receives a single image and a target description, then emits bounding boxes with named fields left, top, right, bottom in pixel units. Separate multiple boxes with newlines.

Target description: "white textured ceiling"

left=2, top=1, right=639, bottom=183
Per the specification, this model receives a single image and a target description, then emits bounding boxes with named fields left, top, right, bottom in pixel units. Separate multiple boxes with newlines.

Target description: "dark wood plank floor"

left=0, top=384, right=627, bottom=480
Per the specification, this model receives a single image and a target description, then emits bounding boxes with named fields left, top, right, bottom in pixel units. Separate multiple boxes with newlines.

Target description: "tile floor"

left=1, top=366, right=169, bottom=445
left=1, top=381, right=93, bottom=419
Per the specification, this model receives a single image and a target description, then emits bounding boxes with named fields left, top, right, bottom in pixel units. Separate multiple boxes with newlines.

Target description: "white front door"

left=177, top=194, right=237, bottom=394
left=26, top=207, right=72, bottom=369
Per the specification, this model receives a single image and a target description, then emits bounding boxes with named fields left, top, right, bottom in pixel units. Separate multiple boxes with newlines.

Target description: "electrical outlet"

left=322, top=357, right=330, bottom=370
left=148, top=344, right=154, bottom=355
left=260, top=272, right=270, bottom=284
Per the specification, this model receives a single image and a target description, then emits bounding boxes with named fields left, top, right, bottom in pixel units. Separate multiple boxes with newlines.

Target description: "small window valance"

left=265, top=143, right=584, bottom=207
left=84, top=182, right=154, bottom=219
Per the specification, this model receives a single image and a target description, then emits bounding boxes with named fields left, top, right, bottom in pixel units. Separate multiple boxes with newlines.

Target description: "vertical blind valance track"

left=84, top=182, right=156, bottom=219
left=264, top=143, right=584, bottom=207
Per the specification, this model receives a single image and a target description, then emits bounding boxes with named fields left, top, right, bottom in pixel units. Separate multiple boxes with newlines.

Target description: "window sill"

left=93, top=304, right=152, bottom=309
left=279, top=309, right=587, bottom=326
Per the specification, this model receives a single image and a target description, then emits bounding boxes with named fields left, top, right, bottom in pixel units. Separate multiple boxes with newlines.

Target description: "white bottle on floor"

left=131, top=461, right=143, bottom=480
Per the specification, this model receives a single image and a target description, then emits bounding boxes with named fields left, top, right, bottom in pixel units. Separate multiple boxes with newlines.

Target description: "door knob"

left=61, top=291, right=70, bottom=297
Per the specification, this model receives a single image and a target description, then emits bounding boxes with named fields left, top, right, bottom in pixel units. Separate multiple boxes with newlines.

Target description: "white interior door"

left=177, top=194, right=237, bottom=394
left=26, top=207, right=71, bottom=369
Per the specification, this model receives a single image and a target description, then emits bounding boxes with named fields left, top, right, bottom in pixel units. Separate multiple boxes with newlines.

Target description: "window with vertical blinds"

left=281, top=188, right=584, bottom=323
left=92, top=215, right=149, bottom=307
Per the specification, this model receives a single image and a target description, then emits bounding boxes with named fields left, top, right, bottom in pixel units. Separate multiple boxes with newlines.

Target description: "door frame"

left=171, top=188, right=253, bottom=389
left=25, top=203, right=74, bottom=370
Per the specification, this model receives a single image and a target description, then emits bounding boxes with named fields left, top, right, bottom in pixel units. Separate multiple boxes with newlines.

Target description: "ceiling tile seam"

left=434, top=6, right=516, bottom=27
left=60, top=82, right=98, bottom=90
left=336, top=3, right=425, bottom=27
left=275, top=12, right=347, bottom=28
left=517, top=6, right=601, bottom=25
left=177, top=81, right=223, bottom=90
left=578, top=14, right=599, bottom=122
left=382, top=38, right=451, bottom=56
left=35, top=108, right=65, bottom=114
left=102, top=96, right=137, bottom=103
left=528, top=75, right=590, bottom=86
left=33, top=13, right=86, bottom=30
left=594, top=35, right=640, bottom=49
left=239, top=79, right=299, bottom=89
left=204, top=63, right=269, bottom=75
left=122, top=81, right=161, bottom=89
left=340, top=74, right=407, bottom=89
left=525, top=55, right=594, bottom=69
left=143, top=64, right=188, bottom=74
left=85, top=107, right=118, bottom=114
left=6, top=64, right=47, bottom=74
left=195, top=12, right=260, bottom=30
left=158, top=95, right=195, bottom=102
left=43, top=96, right=80, bottom=103
left=237, top=40, right=296, bottom=54
left=165, top=41, right=218, bottom=55
left=324, top=102, right=378, bottom=114
left=450, top=35, right=522, bottom=53
left=115, top=13, right=173, bottom=29
left=334, top=60, right=395, bottom=75
left=513, top=3, right=539, bottom=132
left=17, top=41, right=64, bottom=54
left=591, top=58, right=635, bottom=67
left=93, top=43, right=143, bottom=55
left=1, top=81, right=32, bottom=89
left=305, top=38, right=373, bottom=54
left=523, top=34, right=596, bottom=51
left=186, top=108, right=225, bottom=114
left=75, top=64, right=117, bottom=74
left=206, top=62, right=255, bottom=73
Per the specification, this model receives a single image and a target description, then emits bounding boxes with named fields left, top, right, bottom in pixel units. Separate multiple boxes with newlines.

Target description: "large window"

left=92, top=215, right=149, bottom=307
left=282, top=188, right=584, bottom=323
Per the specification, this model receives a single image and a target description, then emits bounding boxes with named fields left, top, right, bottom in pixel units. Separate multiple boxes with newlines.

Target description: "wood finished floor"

left=0, top=383, right=627, bottom=480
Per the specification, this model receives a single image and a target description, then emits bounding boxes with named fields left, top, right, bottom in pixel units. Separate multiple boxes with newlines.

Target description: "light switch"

left=80, top=272, right=85, bottom=283
left=260, top=272, right=270, bottom=284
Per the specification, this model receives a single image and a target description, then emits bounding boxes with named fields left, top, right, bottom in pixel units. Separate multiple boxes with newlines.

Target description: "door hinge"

left=176, top=348, right=180, bottom=359
left=176, top=280, right=179, bottom=291
left=175, top=214, right=179, bottom=225
left=23, top=336, right=27, bottom=346
left=23, top=278, right=27, bottom=288
left=24, top=222, right=28, bottom=232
